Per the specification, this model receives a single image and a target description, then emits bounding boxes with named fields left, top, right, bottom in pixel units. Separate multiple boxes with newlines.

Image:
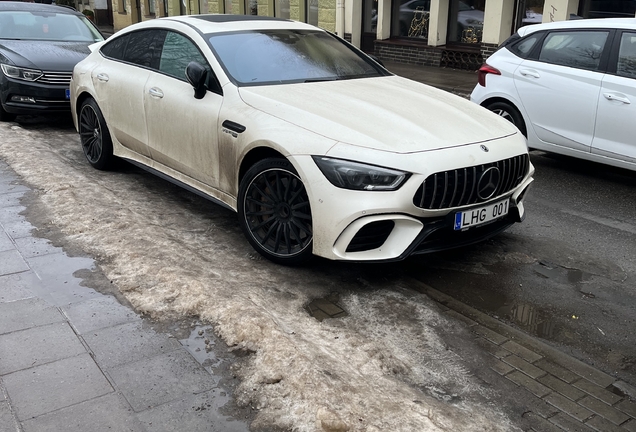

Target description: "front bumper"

left=1, top=77, right=70, bottom=115
left=290, top=139, right=534, bottom=262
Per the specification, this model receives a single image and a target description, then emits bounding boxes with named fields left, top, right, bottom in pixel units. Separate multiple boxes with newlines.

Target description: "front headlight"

left=312, top=156, right=409, bottom=191
left=0, top=64, right=43, bottom=81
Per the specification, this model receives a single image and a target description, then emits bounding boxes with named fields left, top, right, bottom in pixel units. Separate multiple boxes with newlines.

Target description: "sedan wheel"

left=486, top=101, right=527, bottom=138
left=238, top=158, right=313, bottom=265
left=79, top=98, right=113, bottom=170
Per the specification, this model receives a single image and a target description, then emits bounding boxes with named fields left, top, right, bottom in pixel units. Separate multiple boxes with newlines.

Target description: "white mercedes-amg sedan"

left=70, top=15, right=534, bottom=265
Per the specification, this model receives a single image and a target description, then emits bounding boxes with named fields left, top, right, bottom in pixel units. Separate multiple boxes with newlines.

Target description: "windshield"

left=0, top=11, right=103, bottom=42
left=207, top=30, right=387, bottom=85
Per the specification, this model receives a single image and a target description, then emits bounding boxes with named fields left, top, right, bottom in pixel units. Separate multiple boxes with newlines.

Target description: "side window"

left=510, top=35, right=540, bottom=58
left=100, top=33, right=129, bottom=60
left=122, top=30, right=167, bottom=70
left=538, top=30, right=609, bottom=71
left=617, top=32, right=636, bottom=79
left=159, top=31, right=210, bottom=82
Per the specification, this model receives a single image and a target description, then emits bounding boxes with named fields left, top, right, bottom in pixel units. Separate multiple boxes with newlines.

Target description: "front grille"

left=37, top=71, right=72, bottom=85
left=413, top=154, right=529, bottom=210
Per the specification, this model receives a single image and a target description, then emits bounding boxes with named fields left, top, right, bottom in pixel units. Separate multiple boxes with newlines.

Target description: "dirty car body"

left=0, top=1, right=103, bottom=121
left=70, top=15, right=534, bottom=265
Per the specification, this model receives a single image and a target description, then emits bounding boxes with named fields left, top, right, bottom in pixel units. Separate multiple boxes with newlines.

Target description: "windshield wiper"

left=303, top=77, right=339, bottom=83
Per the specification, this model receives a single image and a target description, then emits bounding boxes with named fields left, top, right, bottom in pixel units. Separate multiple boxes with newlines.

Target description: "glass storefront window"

left=224, top=0, right=233, bottom=13
left=276, top=0, right=290, bottom=18
left=307, top=0, right=318, bottom=26
left=363, top=0, right=377, bottom=33
left=246, top=0, right=257, bottom=15
left=447, top=0, right=485, bottom=45
left=522, top=0, right=544, bottom=26
left=579, top=0, right=636, bottom=18
left=391, top=0, right=430, bottom=39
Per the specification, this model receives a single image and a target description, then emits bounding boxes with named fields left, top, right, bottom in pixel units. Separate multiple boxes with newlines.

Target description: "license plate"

left=65, top=89, right=70, bottom=99
left=454, top=198, right=509, bottom=230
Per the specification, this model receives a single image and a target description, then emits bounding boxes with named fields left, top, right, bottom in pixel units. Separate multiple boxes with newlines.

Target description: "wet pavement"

left=0, top=159, right=251, bottom=431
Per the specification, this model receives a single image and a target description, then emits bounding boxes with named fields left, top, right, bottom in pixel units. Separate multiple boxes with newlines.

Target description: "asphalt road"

left=401, top=150, right=636, bottom=385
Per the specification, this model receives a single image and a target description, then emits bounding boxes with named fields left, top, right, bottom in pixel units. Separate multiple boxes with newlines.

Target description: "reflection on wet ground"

left=305, top=292, right=347, bottom=321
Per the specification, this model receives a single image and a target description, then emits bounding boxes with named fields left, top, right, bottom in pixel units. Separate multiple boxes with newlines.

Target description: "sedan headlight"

left=312, top=156, right=409, bottom=191
left=1, top=64, right=43, bottom=81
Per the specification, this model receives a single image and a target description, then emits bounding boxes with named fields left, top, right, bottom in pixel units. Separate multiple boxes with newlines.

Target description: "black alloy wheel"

left=238, top=158, right=313, bottom=265
left=79, top=98, right=113, bottom=170
left=486, top=101, right=527, bottom=138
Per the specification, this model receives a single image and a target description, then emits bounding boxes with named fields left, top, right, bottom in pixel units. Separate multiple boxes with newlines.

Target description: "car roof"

left=143, top=14, right=321, bottom=34
left=0, top=1, right=81, bottom=15
left=518, top=18, right=636, bottom=37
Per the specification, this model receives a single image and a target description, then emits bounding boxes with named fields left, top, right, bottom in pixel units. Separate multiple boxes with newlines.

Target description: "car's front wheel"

left=238, top=158, right=313, bottom=265
left=485, top=101, right=527, bottom=138
left=78, top=98, right=114, bottom=170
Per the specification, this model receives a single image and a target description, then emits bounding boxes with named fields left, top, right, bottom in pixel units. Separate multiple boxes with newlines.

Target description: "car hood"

left=0, top=40, right=91, bottom=71
left=238, top=75, right=517, bottom=154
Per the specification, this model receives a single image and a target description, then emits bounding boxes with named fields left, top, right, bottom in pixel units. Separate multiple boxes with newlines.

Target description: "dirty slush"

left=0, top=121, right=516, bottom=431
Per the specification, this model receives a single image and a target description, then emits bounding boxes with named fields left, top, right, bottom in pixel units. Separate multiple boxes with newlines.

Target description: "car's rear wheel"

left=486, top=101, right=527, bottom=138
left=0, top=104, right=17, bottom=122
left=79, top=98, right=113, bottom=170
left=238, top=158, right=313, bottom=265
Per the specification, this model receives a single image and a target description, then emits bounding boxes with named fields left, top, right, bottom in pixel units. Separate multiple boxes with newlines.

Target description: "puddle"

left=180, top=325, right=225, bottom=372
left=534, top=261, right=593, bottom=285
left=472, top=291, right=557, bottom=339
left=306, top=292, right=347, bottom=322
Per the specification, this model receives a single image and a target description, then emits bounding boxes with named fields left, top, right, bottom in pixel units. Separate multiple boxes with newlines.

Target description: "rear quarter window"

left=509, top=34, right=540, bottom=58
left=100, top=33, right=129, bottom=60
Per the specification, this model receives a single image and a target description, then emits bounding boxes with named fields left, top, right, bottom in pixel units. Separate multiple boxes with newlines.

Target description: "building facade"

left=109, top=0, right=636, bottom=69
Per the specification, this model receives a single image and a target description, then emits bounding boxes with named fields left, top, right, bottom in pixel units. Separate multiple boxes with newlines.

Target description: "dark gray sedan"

left=0, top=1, right=103, bottom=121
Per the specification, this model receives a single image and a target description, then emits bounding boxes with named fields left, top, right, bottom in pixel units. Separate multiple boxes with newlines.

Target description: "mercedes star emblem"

left=477, top=167, right=501, bottom=200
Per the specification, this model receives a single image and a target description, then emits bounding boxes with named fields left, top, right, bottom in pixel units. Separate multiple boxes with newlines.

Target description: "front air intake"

left=346, top=220, right=395, bottom=253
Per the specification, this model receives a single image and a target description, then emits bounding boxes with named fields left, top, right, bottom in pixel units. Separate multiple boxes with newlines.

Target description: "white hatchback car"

left=71, top=15, right=533, bottom=265
left=471, top=18, right=636, bottom=172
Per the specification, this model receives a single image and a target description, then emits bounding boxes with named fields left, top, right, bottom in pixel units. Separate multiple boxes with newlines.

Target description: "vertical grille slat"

left=414, top=154, right=530, bottom=210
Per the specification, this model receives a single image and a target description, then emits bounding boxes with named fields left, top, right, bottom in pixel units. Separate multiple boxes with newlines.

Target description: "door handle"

left=96, top=73, right=109, bottom=82
left=603, top=93, right=631, bottom=104
left=148, top=87, right=164, bottom=98
left=519, top=69, right=540, bottom=79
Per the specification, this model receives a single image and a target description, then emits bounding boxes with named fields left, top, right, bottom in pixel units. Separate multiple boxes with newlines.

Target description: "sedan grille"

left=37, top=72, right=72, bottom=86
left=413, top=154, right=529, bottom=210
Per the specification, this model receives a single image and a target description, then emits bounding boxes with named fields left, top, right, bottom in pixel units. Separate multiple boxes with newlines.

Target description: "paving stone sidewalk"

left=0, top=159, right=249, bottom=432
left=412, top=283, right=636, bottom=432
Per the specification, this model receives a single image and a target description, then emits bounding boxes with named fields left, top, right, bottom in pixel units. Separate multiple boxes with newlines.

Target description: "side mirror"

left=186, top=61, right=208, bottom=100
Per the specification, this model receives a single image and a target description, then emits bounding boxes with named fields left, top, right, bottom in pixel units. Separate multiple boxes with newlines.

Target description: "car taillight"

left=477, top=64, right=501, bottom=87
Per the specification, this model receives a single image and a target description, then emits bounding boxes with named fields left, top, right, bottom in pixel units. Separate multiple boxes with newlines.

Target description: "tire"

left=0, top=103, right=17, bottom=122
left=238, top=158, right=313, bottom=265
left=78, top=98, right=114, bottom=170
left=485, top=101, right=527, bottom=138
